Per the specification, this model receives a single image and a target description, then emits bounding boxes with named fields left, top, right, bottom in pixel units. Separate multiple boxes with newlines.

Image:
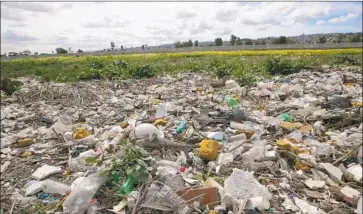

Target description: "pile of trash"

left=1, top=65, right=362, bottom=214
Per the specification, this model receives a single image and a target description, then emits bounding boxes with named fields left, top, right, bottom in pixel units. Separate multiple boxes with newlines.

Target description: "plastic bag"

left=63, top=173, right=106, bottom=214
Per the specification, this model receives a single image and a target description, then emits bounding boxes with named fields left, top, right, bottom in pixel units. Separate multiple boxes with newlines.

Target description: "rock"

left=1, top=161, right=11, bottom=173
left=303, top=189, right=324, bottom=199
left=304, top=179, right=325, bottom=189
left=223, top=168, right=272, bottom=200
left=347, top=164, right=362, bottom=183
left=225, top=80, right=239, bottom=89
left=31, top=164, right=62, bottom=180
left=341, top=186, right=361, bottom=202
left=319, top=163, right=343, bottom=181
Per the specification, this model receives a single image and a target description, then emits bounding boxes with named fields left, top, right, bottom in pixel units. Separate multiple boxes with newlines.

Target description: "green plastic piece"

left=226, top=96, right=239, bottom=109
left=120, top=176, right=136, bottom=195
left=279, top=113, right=293, bottom=122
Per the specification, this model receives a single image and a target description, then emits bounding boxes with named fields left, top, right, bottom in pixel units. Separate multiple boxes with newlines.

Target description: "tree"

left=350, top=34, right=361, bottom=42
left=245, top=39, right=253, bottom=45
left=236, top=37, right=242, bottom=45
left=34, top=52, right=38, bottom=55
left=317, top=36, right=327, bottom=44
left=336, top=34, right=344, bottom=43
left=215, top=38, right=223, bottom=46
left=55, top=48, right=68, bottom=54
left=272, top=36, right=287, bottom=44
left=141, top=45, right=145, bottom=50
left=23, top=50, right=31, bottom=55
left=110, top=42, right=115, bottom=51
left=77, top=49, right=84, bottom=53
left=121, top=46, right=124, bottom=50
left=188, top=39, right=193, bottom=47
left=230, top=34, right=237, bottom=46
left=194, top=40, right=199, bottom=47
left=175, top=41, right=182, bottom=48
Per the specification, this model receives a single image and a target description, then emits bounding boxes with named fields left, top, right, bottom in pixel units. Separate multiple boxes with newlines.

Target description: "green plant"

left=335, top=55, right=359, bottom=65
left=207, top=58, right=236, bottom=78
left=265, top=56, right=304, bottom=75
left=129, top=64, right=155, bottom=79
left=1, top=78, right=23, bottom=95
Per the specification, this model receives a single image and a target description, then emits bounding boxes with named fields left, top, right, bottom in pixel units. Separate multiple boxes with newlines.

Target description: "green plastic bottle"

left=226, top=96, right=239, bottom=109
left=120, top=176, right=136, bottom=195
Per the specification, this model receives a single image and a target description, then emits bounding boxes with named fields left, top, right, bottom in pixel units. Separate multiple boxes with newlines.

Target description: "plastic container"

left=155, top=160, right=181, bottom=172
left=63, top=173, right=106, bottom=214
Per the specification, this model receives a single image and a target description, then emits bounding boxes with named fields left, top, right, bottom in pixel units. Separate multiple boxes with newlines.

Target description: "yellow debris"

left=120, top=122, right=129, bottom=129
left=22, top=151, right=32, bottom=157
left=280, top=122, right=304, bottom=130
left=72, top=127, right=89, bottom=139
left=235, top=130, right=254, bottom=139
left=344, top=83, right=356, bottom=88
left=277, top=138, right=292, bottom=149
left=199, top=139, right=219, bottom=161
left=352, top=101, right=362, bottom=107
left=153, top=98, right=160, bottom=105
left=153, top=119, right=167, bottom=126
left=295, top=161, right=310, bottom=172
left=16, top=138, right=34, bottom=148
left=299, top=125, right=313, bottom=134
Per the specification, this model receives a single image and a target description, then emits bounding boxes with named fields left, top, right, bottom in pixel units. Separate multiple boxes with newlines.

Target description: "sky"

left=1, top=2, right=362, bottom=54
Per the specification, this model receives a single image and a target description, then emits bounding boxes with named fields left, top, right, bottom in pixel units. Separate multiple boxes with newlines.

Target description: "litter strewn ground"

left=1, top=65, right=362, bottom=214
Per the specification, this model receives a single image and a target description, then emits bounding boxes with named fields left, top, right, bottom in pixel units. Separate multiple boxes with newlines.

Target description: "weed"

left=265, top=56, right=304, bottom=75
left=335, top=55, right=360, bottom=65
left=129, top=64, right=156, bottom=79
left=1, top=77, right=23, bottom=95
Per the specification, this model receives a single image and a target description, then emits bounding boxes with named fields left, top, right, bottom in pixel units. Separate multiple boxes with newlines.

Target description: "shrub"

left=265, top=56, right=304, bottom=75
left=1, top=78, right=23, bottom=95
left=335, top=55, right=359, bottom=65
left=129, top=64, right=156, bottom=79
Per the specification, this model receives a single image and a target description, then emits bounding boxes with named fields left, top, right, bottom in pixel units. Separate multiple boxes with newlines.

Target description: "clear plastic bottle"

left=63, top=173, right=106, bottom=214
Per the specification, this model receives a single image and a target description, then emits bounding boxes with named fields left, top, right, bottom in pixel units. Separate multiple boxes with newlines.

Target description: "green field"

left=1, top=48, right=361, bottom=86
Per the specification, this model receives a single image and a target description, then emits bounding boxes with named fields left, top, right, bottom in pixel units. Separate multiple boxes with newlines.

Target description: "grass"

left=1, top=48, right=361, bottom=86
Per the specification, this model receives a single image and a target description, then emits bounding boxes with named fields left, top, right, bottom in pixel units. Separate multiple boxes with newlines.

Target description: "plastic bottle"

left=63, top=173, right=106, bottom=214
left=120, top=176, right=136, bottom=195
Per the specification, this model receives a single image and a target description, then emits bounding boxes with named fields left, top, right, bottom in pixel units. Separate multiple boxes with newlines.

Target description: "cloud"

left=9, top=22, right=27, bottom=28
left=83, top=18, right=130, bottom=28
left=1, top=8, right=26, bottom=21
left=215, top=10, right=238, bottom=22
left=316, top=20, right=325, bottom=25
left=189, top=22, right=213, bottom=35
left=328, top=13, right=358, bottom=23
left=213, top=28, right=232, bottom=36
left=235, top=2, right=249, bottom=6
left=1, top=2, right=53, bottom=13
left=176, top=11, right=197, bottom=19
left=60, top=4, right=73, bottom=9
left=2, top=30, right=38, bottom=42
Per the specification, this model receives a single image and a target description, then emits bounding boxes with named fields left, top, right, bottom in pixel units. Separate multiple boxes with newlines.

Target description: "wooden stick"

left=332, top=142, right=363, bottom=165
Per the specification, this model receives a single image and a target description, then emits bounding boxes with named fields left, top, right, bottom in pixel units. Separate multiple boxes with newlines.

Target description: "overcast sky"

left=1, top=2, right=362, bottom=54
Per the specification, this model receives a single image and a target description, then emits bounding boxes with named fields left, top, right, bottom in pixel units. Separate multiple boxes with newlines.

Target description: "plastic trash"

left=120, top=176, right=136, bottom=195
left=245, top=196, right=270, bottom=211
left=226, top=96, right=239, bottom=109
left=176, top=120, right=187, bottom=134
left=287, top=130, right=302, bottom=143
left=278, top=113, right=293, bottom=122
left=155, top=160, right=181, bottom=172
left=199, top=139, right=219, bottom=161
left=72, top=127, right=90, bottom=139
left=134, top=123, right=164, bottom=141
left=31, top=164, right=62, bottom=180
left=204, top=132, right=224, bottom=141
left=63, top=173, right=106, bottom=214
